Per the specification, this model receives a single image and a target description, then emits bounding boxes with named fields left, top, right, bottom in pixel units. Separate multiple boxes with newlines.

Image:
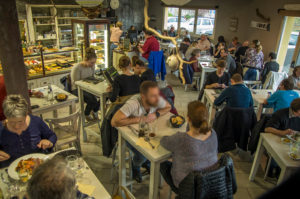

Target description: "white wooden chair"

left=45, top=111, right=82, bottom=154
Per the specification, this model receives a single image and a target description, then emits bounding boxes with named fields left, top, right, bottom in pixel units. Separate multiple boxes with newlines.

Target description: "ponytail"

left=188, top=101, right=211, bottom=135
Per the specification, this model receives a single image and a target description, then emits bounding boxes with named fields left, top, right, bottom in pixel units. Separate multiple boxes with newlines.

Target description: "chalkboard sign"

left=124, top=38, right=131, bottom=51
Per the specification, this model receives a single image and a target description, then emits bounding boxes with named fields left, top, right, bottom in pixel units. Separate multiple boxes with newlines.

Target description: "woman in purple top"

left=244, top=40, right=264, bottom=81
left=0, top=95, right=57, bottom=168
left=160, top=101, right=218, bottom=193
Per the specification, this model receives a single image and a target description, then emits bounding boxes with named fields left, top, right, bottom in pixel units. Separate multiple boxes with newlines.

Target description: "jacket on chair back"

left=213, top=106, right=257, bottom=153
left=177, top=154, right=237, bottom=199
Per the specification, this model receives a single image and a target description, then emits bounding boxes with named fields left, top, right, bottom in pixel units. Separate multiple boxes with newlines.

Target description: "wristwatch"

left=155, top=111, right=160, bottom=118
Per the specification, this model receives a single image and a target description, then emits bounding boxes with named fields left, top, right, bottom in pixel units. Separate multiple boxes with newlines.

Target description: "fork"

left=144, top=137, right=155, bottom=149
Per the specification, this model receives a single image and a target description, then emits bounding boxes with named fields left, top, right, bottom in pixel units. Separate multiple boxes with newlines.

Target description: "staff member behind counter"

left=110, top=21, right=123, bottom=58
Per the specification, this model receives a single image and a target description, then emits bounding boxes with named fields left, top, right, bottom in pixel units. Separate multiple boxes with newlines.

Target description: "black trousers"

left=160, top=161, right=179, bottom=194
left=72, top=89, right=100, bottom=116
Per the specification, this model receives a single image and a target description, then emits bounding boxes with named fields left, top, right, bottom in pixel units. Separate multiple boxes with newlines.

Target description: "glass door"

left=88, top=24, right=109, bottom=69
left=277, top=17, right=300, bottom=73
left=73, top=22, right=85, bottom=62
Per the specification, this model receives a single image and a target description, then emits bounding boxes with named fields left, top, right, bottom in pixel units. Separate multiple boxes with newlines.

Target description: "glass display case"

left=72, top=19, right=110, bottom=69
left=24, top=48, right=80, bottom=79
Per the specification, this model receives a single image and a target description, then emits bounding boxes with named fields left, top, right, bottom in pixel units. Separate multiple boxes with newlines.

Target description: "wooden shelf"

left=33, top=16, right=52, bottom=19
left=37, top=38, right=57, bottom=40
left=58, top=24, right=72, bottom=26
left=35, top=24, right=56, bottom=26
left=57, top=17, right=86, bottom=19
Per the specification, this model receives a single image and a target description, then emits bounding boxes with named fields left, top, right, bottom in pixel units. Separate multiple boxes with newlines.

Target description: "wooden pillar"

left=0, top=0, right=30, bottom=104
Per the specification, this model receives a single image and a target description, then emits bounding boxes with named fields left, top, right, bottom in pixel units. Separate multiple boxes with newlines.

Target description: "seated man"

left=214, top=73, right=253, bottom=108
left=27, top=157, right=94, bottom=199
left=138, top=30, right=160, bottom=62
left=260, top=52, right=280, bottom=84
left=111, top=81, right=171, bottom=182
left=133, top=59, right=156, bottom=82
left=265, top=98, right=300, bottom=136
left=219, top=48, right=236, bottom=76
left=205, top=60, right=231, bottom=89
left=264, top=78, right=299, bottom=112
left=235, top=40, right=249, bottom=63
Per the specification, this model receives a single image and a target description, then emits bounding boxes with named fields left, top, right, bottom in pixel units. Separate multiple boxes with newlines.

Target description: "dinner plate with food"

left=55, top=93, right=68, bottom=102
left=8, top=153, right=48, bottom=181
left=170, top=115, right=185, bottom=128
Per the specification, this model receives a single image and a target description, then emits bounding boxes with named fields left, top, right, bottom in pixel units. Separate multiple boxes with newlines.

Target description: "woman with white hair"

left=0, top=95, right=57, bottom=168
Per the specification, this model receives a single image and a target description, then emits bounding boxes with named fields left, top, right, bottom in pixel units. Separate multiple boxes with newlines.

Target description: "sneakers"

left=85, top=115, right=95, bottom=122
left=85, top=112, right=99, bottom=122
left=141, top=160, right=151, bottom=176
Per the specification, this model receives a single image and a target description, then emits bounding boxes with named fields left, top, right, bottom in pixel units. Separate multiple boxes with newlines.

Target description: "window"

left=180, top=9, right=195, bottom=33
left=164, top=7, right=179, bottom=30
left=163, top=7, right=216, bottom=35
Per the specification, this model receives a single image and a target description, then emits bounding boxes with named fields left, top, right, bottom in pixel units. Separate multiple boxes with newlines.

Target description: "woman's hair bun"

left=85, top=47, right=97, bottom=61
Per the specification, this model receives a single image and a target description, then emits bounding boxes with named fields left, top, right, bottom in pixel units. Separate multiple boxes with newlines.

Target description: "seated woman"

left=160, top=101, right=218, bottom=193
left=133, top=59, right=156, bottom=82
left=264, top=78, right=299, bottom=112
left=71, top=48, right=99, bottom=121
left=0, top=95, right=57, bottom=168
left=244, top=40, right=264, bottom=81
left=288, top=65, right=300, bottom=90
left=198, top=60, right=230, bottom=100
left=185, top=41, right=198, bottom=60
left=214, top=42, right=226, bottom=59
left=205, top=60, right=231, bottom=89
left=107, top=56, right=141, bottom=102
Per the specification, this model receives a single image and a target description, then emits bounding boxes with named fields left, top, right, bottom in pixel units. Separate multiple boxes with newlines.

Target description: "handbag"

left=113, top=186, right=135, bottom=199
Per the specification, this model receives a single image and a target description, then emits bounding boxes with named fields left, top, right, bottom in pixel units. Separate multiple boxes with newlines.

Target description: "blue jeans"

left=126, top=142, right=147, bottom=168
left=244, top=68, right=259, bottom=81
left=110, top=43, right=118, bottom=62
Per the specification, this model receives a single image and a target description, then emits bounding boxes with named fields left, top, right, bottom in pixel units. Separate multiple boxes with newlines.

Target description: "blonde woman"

left=0, top=95, right=57, bottom=168
left=244, top=40, right=264, bottom=81
left=71, top=47, right=99, bottom=121
left=185, top=41, right=199, bottom=60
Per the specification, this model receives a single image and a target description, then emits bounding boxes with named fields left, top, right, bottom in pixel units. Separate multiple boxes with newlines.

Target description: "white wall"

left=148, top=0, right=300, bottom=60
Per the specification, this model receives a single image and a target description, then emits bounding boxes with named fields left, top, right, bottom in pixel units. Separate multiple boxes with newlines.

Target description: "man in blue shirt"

left=214, top=73, right=253, bottom=108
left=264, top=78, right=299, bottom=112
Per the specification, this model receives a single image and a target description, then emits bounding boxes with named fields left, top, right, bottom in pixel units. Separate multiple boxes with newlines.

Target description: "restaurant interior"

left=0, top=0, right=300, bottom=198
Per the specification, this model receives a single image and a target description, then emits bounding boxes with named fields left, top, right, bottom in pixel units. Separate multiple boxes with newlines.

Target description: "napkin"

left=136, top=137, right=160, bottom=150
left=77, top=183, right=95, bottom=196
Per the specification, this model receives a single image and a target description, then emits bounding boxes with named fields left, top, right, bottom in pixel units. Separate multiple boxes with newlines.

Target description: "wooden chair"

left=45, top=111, right=82, bottom=154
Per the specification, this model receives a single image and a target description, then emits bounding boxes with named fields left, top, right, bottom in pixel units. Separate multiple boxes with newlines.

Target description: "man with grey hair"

left=27, top=157, right=94, bottom=199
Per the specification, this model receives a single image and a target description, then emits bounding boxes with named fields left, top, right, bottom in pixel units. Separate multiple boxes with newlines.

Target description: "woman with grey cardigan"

left=160, top=101, right=218, bottom=193
left=71, top=48, right=99, bottom=122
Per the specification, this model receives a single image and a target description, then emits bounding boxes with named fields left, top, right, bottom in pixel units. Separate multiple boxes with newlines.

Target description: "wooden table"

left=31, top=85, right=78, bottom=118
left=249, top=133, right=300, bottom=184
left=118, top=113, right=186, bottom=199
left=0, top=148, right=111, bottom=199
left=75, top=80, right=109, bottom=142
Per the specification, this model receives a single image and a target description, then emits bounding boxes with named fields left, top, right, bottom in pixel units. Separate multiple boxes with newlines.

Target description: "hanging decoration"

left=161, top=0, right=192, bottom=6
left=143, top=0, right=195, bottom=84
left=75, top=0, right=104, bottom=7
left=110, top=0, right=120, bottom=10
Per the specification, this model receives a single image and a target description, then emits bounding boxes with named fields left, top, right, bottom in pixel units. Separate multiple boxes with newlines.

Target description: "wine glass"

left=66, top=155, right=78, bottom=172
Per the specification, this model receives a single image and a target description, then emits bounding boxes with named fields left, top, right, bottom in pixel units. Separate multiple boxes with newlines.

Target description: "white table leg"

left=149, top=161, right=160, bottom=199
left=277, top=167, right=294, bottom=184
left=209, top=106, right=216, bottom=126
left=118, top=132, right=127, bottom=191
left=100, top=94, right=106, bottom=125
left=199, top=70, right=206, bottom=91
left=78, top=88, right=87, bottom=142
left=256, top=103, right=263, bottom=121
left=249, top=135, right=265, bottom=181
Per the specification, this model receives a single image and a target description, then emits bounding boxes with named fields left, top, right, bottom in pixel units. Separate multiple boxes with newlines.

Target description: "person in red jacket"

left=138, top=30, right=160, bottom=61
left=0, top=75, right=7, bottom=121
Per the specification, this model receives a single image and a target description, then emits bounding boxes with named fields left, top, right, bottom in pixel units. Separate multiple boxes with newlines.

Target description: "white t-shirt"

left=120, top=95, right=167, bottom=117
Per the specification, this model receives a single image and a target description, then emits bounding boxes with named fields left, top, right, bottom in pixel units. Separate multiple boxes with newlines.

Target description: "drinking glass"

left=66, top=155, right=78, bottom=172
left=289, top=142, right=300, bottom=159
left=139, top=116, right=149, bottom=137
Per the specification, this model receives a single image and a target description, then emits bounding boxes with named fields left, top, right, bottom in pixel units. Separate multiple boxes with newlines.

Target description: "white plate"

left=8, top=153, right=49, bottom=180
left=288, top=152, right=300, bottom=161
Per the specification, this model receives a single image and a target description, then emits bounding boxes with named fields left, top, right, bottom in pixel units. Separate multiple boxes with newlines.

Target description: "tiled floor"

left=45, top=73, right=275, bottom=199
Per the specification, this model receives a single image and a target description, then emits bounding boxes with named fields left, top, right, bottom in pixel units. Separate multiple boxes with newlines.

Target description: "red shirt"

left=142, top=36, right=160, bottom=59
left=0, top=76, right=7, bottom=121
left=189, top=56, right=201, bottom=72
